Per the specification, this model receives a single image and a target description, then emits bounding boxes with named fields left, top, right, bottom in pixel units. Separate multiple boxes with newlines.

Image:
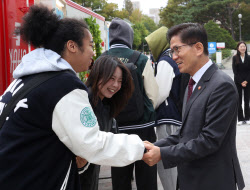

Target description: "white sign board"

left=217, top=42, right=225, bottom=49
left=216, top=51, right=222, bottom=64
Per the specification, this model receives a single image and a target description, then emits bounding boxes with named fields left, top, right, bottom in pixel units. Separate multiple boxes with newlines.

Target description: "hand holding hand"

left=142, top=142, right=161, bottom=166
left=76, top=156, right=88, bottom=168
left=144, top=140, right=154, bottom=146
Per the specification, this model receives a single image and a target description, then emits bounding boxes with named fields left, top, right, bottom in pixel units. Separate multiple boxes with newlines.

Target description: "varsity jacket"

left=0, top=48, right=144, bottom=190
left=155, top=50, right=182, bottom=126
left=145, top=26, right=182, bottom=127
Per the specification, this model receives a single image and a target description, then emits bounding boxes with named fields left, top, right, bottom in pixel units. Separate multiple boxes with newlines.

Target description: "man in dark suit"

left=142, top=23, right=245, bottom=190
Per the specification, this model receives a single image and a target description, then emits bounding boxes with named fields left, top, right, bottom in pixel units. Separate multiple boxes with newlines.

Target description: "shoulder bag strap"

left=128, top=51, right=141, bottom=66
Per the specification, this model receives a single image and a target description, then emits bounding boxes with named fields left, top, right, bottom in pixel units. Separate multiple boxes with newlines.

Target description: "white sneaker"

left=238, top=121, right=245, bottom=125
left=246, top=120, right=250, bottom=125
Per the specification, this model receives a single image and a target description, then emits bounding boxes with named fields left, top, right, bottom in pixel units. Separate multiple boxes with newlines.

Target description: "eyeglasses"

left=169, top=43, right=196, bottom=57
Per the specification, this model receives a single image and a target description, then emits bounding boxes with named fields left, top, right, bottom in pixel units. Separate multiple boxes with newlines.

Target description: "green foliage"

left=234, top=3, right=250, bottom=41
left=79, top=16, right=102, bottom=83
left=132, top=23, right=149, bottom=50
left=204, top=21, right=236, bottom=49
left=85, top=16, right=102, bottom=59
left=125, top=0, right=133, bottom=15
left=129, top=9, right=143, bottom=23
left=72, top=0, right=160, bottom=52
left=133, top=29, right=141, bottom=49
left=114, top=9, right=129, bottom=20
left=160, top=0, right=250, bottom=40
left=142, top=15, right=158, bottom=33
left=72, top=0, right=107, bottom=12
left=99, top=3, right=119, bottom=20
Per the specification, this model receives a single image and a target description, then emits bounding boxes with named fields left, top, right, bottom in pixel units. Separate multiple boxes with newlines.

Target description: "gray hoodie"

left=13, top=48, right=75, bottom=79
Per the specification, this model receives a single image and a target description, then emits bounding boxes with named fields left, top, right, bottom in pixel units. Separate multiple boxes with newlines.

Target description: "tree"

left=159, top=0, right=192, bottom=28
left=72, top=0, right=107, bottom=12
left=72, top=0, right=130, bottom=21
left=160, top=0, right=250, bottom=40
left=233, top=3, right=250, bottom=41
left=129, top=9, right=143, bottom=23
left=99, top=3, right=119, bottom=20
left=125, top=0, right=133, bottom=15
left=188, top=0, right=242, bottom=40
left=204, top=20, right=236, bottom=49
left=142, top=15, right=158, bottom=33
left=132, top=23, right=149, bottom=50
left=115, top=9, right=129, bottom=20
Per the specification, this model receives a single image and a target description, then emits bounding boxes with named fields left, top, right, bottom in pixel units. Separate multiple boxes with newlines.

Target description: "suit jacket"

left=232, top=54, right=250, bottom=84
left=154, top=64, right=245, bottom=190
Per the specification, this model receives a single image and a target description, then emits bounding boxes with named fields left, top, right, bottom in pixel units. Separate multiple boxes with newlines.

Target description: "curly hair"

left=86, top=55, right=134, bottom=117
left=16, top=4, right=89, bottom=55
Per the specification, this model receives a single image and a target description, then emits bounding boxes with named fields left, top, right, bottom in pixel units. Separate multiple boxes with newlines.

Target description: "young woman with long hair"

left=77, top=55, right=134, bottom=190
left=232, top=41, right=250, bottom=125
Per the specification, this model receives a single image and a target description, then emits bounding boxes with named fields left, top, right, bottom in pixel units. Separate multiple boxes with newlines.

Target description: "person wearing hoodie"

left=107, top=18, right=158, bottom=190
left=0, top=5, right=146, bottom=190
left=145, top=26, right=182, bottom=190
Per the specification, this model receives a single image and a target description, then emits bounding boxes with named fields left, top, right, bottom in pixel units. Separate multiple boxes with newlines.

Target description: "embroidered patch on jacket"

left=80, top=107, right=97, bottom=127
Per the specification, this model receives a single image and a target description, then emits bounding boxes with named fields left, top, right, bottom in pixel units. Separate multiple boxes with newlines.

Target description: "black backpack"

left=103, top=51, right=144, bottom=126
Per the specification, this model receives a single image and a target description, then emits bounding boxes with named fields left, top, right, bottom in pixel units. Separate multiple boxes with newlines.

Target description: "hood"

left=145, top=26, right=169, bottom=62
left=109, top=18, right=134, bottom=49
left=13, top=48, right=75, bottom=79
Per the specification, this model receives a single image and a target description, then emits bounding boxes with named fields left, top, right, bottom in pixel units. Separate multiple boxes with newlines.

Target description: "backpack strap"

left=0, top=70, right=70, bottom=129
left=128, top=51, right=141, bottom=65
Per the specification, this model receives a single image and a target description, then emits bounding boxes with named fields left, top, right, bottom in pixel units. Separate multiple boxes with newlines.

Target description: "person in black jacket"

left=232, top=41, right=250, bottom=125
left=77, top=55, right=134, bottom=190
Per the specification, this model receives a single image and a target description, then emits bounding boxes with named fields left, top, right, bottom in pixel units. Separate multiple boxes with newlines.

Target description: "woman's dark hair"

left=235, top=41, right=248, bottom=64
left=86, top=55, right=134, bottom=117
left=167, top=23, right=209, bottom=55
left=17, top=4, right=89, bottom=55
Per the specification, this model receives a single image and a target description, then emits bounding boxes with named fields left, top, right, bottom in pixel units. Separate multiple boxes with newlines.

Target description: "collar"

left=192, top=59, right=213, bottom=89
left=110, top=44, right=130, bottom=49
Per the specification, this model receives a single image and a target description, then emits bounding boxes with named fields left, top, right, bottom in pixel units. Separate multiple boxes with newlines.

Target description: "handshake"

left=76, top=141, right=162, bottom=169
left=142, top=141, right=161, bottom=166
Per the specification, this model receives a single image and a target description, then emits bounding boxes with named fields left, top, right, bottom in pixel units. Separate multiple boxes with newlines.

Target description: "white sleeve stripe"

left=60, top=160, right=72, bottom=190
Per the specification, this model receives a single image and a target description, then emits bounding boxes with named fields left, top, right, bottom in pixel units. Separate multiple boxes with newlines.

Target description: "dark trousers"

left=111, top=160, right=157, bottom=190
left=79, top=164, right=100, bottom=190
left=236, top=82, right=250, bottom=121
left=111, top=127, right=157, bottom=190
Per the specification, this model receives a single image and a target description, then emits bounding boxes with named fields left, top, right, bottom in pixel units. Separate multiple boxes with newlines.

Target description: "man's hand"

left=76, top=156, right=88, bottom=168
left=142, top=142, right=161, bottom=166
left=241, top=81, right=248, bottom=87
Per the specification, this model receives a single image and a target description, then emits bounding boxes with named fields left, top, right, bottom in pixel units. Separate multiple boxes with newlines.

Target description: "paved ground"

left=98, top=56, right=250, bottom=190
